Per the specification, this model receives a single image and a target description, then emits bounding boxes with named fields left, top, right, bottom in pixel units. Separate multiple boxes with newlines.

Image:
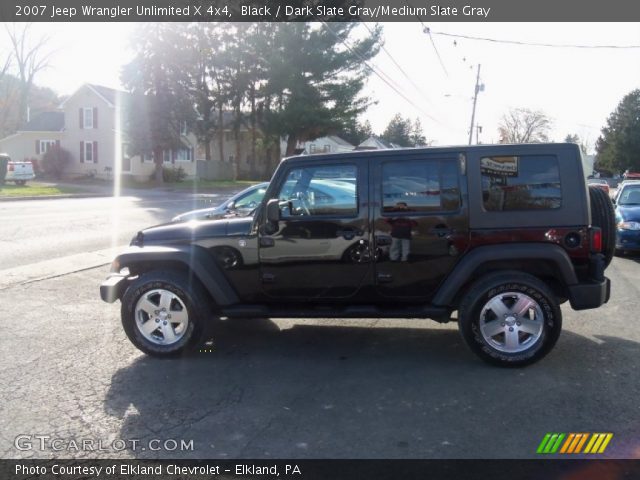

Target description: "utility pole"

left=468, top=64, right=483, bottom=145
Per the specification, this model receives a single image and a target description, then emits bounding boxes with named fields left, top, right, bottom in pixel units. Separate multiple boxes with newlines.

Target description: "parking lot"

left=1, top=246, right=640, bottom=459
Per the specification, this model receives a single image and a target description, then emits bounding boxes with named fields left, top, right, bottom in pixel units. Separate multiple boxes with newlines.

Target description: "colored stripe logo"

left=537, top=433, right=613, bottom=454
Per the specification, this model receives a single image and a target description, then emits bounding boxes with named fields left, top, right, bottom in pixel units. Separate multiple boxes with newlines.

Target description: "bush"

left=150, top=166, right=186, bottom=183
left=41, top=146, right=72, bottom=179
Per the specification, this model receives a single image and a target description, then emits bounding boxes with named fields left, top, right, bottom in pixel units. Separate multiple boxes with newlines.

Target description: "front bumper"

left=616, top=229, right=640, bottom=251
left=100, top=274, right=128, bottom=303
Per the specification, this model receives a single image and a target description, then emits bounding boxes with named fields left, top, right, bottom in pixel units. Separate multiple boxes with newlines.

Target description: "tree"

left=382, top=113, right=413, bottom=146
left=498, top=108, right=552, bottom=143
left=564, top=133, right=588, bottom=154
left=5, top=23, right=52, bottom=128
left=121, top=24, right=194, bottom=185
left=595, top=89, right=640, bottom=173
left=339, top=119, right=373, bottom=147
left=263, top=23, right=381, bottom=156
left=381, top=114, right=426, bottom=147
left=409, top=118, right=427, bottom=147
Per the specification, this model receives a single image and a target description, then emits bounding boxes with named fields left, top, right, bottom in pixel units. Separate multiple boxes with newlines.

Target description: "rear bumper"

left=6, top=173, right=35, bottom=181
left=568, top=277, right=611, bottom=310
left=568, top=253, right=611, bottom=310
left=100, top=274, right=128, bottom=303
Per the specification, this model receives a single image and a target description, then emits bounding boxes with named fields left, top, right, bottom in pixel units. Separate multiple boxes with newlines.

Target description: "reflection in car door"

left=259, top=160, right=371, bottom=299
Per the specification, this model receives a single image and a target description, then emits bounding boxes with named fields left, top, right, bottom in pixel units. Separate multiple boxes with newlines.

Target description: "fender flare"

left=112, top=245, right=239, bottom=306
left=431, top=243, right=578, bottom=307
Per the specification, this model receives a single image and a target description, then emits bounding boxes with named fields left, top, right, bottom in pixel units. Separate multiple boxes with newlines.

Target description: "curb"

left=0, top=193, right=107, bottom=202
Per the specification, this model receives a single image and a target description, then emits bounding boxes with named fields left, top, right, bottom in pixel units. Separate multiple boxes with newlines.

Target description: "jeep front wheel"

left=121, top=271, right=208, bottom=356
left=458, top=272, right=562, bottom=367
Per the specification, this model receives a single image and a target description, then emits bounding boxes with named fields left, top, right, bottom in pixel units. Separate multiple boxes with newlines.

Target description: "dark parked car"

left=101, top=143, right=613, bottom=367
left=614, top=182, right=640, bottom=254
left=172, top=182, right=269, bottom=222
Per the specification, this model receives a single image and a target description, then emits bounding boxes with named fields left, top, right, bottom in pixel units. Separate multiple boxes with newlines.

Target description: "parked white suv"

left=1, top=154, right=35, bottom=185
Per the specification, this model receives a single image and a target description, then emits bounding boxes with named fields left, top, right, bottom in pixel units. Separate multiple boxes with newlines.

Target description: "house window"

left=39, top=140, right=56, bottom=154
left=83, top=107, right=94, bottom=129
left=310, top=144, right=317, bottom=153
left=225, top=132, right=233, bottom=142
left=228, top=154, right=235, bottom=163
left=176, top=148, right=191, bottom=162
left=163, top=150, right=172, bottom=163
left=180, top=121, right=188, bottom=136
left=324, top=144, right=331, bottom=153
left=85, top=141, right=94, bottom=162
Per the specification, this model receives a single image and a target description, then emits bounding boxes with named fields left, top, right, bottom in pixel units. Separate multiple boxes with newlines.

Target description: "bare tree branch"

left=5, top=23, right=52, bottom=126
left=498, top=107, right=552, bottom=143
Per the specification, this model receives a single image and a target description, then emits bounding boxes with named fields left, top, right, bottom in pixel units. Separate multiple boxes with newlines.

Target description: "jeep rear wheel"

left=458, top=272, right=562, bottom=367
left=121, top=270, right=209, bottom=356
left=589, top=187, right=616, bottom=267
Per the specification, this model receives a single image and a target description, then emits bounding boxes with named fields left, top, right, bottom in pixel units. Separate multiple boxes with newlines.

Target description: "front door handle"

left=260, top=237, right=275, bottom=247
left=377, top=273, right=393, bottom=283
left=336, top=229, right=363, bottom=240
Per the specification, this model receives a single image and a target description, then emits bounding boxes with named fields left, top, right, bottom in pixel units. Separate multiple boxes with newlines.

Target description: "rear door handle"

left=375, top=235, right=392, bottom=246
left=429, top=225, right=452, bottom=237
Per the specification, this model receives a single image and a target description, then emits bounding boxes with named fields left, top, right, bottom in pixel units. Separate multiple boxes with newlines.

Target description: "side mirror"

left=266, top=198, right=281, bottom=223
left=226, top=201, right=235, bottom=211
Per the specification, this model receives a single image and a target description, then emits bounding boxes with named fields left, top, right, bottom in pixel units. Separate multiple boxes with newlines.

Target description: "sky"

left=6, top=22, right=640, bottom=152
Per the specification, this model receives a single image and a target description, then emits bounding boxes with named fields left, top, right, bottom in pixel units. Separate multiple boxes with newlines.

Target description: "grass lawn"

left=0, top=182, right=80, bottom=197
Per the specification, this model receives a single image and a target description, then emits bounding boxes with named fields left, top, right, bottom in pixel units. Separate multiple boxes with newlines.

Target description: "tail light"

left=8, top=163, right=14, bottom=171
left=590, top=227, right=602, bottom=253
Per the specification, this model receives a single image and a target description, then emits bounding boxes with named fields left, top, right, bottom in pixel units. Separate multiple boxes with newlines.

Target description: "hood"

left=134, top=216, right=253, bottom=246
left=617, top=205, right=640, bottom=222
left=171, top=205, right=226, bottom=222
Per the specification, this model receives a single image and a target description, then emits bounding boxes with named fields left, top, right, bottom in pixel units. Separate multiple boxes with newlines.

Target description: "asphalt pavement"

left=1, top=252, right=639, bottom=459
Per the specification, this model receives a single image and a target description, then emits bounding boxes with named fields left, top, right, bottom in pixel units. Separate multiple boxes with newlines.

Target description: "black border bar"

left=3, top=459, right=640, bottom=480
left=2, top=0, right=640, bottom=22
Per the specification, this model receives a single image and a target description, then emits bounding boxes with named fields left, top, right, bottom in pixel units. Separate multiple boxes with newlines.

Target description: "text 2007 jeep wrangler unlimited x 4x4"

left=101, top=143, right=613, bottom=366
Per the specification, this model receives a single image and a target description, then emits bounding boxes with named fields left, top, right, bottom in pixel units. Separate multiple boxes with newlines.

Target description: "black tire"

left=120, top=270, right=210, bottom=357
left=15, top=180, right=26, bottom=186
left=458, top=271, right=562, bottom=367
left=589, top=187, right=616, bottom=267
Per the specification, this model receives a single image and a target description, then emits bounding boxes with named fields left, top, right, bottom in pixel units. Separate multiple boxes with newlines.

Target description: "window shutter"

left=79, top=108, right=83, bottom=129
left=80, top=141, right=84, bottom=163
left=191, top=147, right=194, bottom=162
left=172, top=150, right=176, bottom=164
left=36, top=140, right=40, bottom=155
left=93, top=107, right=98, bottom=129
left=93, top=141, right=98, bottom=163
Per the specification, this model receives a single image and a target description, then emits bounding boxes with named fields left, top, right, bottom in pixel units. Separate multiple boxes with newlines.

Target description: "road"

left=0, top=192, right=233, bottom=270
left=1, top=194, right=639, bottom=459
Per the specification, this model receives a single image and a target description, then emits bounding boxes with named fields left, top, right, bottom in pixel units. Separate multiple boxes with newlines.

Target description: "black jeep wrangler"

left=101, top=143, right=613, bottom=366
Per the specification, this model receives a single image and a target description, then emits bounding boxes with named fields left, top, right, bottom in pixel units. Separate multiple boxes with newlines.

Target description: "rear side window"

left=382, top=158, right=460, bottom=213
left=481, top=155, right=561, bottom=211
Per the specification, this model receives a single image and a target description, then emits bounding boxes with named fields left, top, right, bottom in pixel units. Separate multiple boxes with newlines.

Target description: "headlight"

left=618, top=221, right=640, bottom=230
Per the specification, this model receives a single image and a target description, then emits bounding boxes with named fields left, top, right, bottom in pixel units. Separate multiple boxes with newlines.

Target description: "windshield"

left=619, top=186, right=640, bottom=205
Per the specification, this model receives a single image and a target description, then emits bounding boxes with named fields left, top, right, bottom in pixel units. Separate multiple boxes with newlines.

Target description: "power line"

left=429, top=30, right=640, bottom=49
left=361, top=22, right=437, bottom=110
left=321, top=21, right=443, bottom=125
left=421, top=24, right=449, bottom=77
